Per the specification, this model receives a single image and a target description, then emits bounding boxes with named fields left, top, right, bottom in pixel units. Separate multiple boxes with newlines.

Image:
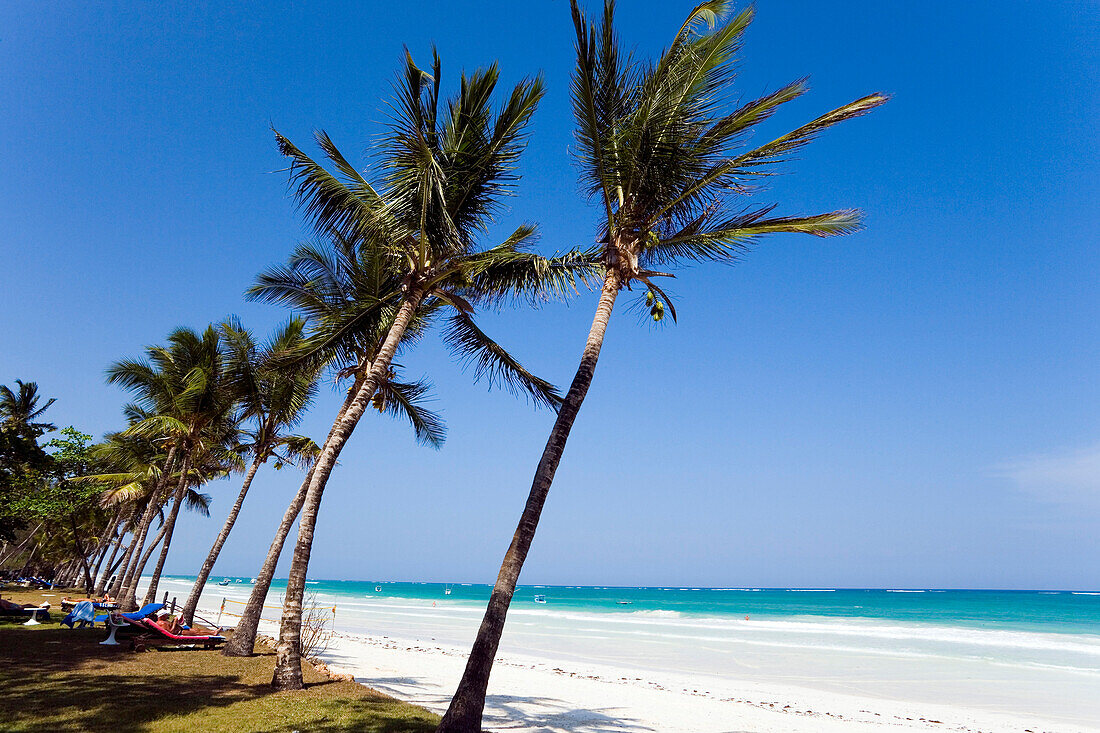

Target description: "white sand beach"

left=232, top=609, right=1099, bottom=733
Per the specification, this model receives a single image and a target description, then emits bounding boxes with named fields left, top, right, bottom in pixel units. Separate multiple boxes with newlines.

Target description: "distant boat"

left=217, top=579, right=231, bottom=586
left=444, top=584, right=452, bottom=595
left=617, top=601, right=632, bottom=605
left=235, top=578, right=243, bottom=583
left=534, top=595, right=547, bottom=604
left=375, top=586, right=382, bottom=592
left=249, top=578, right=257, bottom=583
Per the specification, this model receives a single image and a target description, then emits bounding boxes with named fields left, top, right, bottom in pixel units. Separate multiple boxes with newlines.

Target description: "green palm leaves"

left=0, top=380, right=57, bottom=438
left=570, top=0, right=887, bottom=319
left=259, top=51, right=597, bottom=411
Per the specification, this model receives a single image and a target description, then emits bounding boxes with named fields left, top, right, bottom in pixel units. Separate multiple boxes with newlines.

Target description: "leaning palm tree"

left=436, top=2, right=888, bottom=729
left=178, top=318, right=321, bottom=625
left=139, top=416, right=241, bottom=608
left=107, top=325, right=239, bottom=609
left=261, top=51, right=598, bottom=690
left=223, top=234, right=449, bottom=657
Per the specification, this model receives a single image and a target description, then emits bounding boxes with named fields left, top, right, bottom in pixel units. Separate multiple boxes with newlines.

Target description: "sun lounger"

left=92, top=602, right=162, bottom=626
left=128, top=618, right=226, bottom=650
left=0, top=600, right=51, bottom=623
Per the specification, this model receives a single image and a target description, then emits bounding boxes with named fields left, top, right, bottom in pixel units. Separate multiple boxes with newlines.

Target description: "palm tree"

left=223, top=234, right=448, bottom=657
left=107, top=325, right=239, bottom=609
left=261, top=51, right=597, bottom=690
left=178, top=318, right=321, bottom=625
left=0, top=380, right=56, bottom=438
left=139, top=418, right=239, bottom=608
left=436, top=2, right=888, bottom=729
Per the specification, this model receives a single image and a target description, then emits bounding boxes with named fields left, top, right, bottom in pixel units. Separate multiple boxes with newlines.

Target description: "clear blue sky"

left=2, top=1, right=1098, bottom=589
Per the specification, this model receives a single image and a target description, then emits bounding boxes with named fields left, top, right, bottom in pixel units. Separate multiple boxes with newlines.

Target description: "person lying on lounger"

left=153, top=609, right=219, bottom=636
left=0, top=597, right=48, bottom=611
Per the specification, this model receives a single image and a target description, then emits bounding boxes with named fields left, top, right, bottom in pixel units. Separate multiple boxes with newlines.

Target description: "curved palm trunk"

left=99, top=540, right=131, bottom=596
left=437, top=272, right=620, bottom=732
left=108, top=535, right=138, bottom=598
left=118, top=444, right=179, bottom=606
left=180, top=455, right=264, bottom=625
left=140, top=454, right=193, bottom=608
left=94, top=531, right=125, bottom=596
left=221, top=465, right=314, bottom=656
left=89, top=515, right=119, bottom=592
left=0, top=522, right=43, bottom=566
left=271, top=291, right=424, bottom=690
left=121, top=520, right=170, bottom=603
left=224, top=377, right=363, bottom=658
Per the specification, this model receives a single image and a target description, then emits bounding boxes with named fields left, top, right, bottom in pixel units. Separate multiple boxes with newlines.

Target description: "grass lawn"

left=0, top=587, right=439, bottom=732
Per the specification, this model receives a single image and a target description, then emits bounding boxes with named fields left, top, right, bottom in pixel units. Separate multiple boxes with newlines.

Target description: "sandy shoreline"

left=214, top=607, right=1096, bottom=733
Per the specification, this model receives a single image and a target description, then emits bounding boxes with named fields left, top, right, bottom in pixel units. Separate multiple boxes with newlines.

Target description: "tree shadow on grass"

left=0, top=626, right=436, bottom=733
left=0, top=667, right=261, bottom=732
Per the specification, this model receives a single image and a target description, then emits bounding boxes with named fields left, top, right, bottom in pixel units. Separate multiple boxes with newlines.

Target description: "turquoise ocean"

left=158, top=576, right=1100, bottom=724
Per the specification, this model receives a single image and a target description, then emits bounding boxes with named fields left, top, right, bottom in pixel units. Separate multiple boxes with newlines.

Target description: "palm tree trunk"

left=437, top=271, right=620, bottom=732
left=118, top=444, right=179, bottom=606
left=221, top=465, right=313, bottom=656
left=69, top=515, right=95, bottom=592
left=94, top=530, right=124, bottom=596
left=180, top=454, right=264, bottom=625
left=108, top=535, right=138, bottom=598
left=223, top=377, right=364, bottom=658
left=89, top=514, right=120, bottom=592
left=122, top=520, right=170, bottom=603
left=140, top=453, right=193, bottom=608
left=98, top=538, right=130, bottom=597
left=272, top=290, right=424, bottom=690
left=0, top=522, right=43, bottom=566
left=18, top=543, right=39, bottom=576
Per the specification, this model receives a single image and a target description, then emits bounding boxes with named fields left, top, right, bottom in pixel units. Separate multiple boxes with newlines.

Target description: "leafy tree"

left=0, top=380, right=57, bottom=439
left=437, top=2, right=888, bottom=729
left=223, top=233, right=449, bottom=657
left=258, top=50, right=596, bottom=690
left=107, top=325, right=239, bottom=608
left=179, top=318, right=322, bottom=625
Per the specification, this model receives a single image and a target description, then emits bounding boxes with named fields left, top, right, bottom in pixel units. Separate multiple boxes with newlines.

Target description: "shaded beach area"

left=0, top=588, right=437, bottom=732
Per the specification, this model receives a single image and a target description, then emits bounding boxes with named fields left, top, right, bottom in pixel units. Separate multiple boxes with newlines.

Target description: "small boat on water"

left=444, top=584, right=452, bottom=595
left=217, top=579, right=231, bottom=586
left=617, top=601, right=632, bottom=605
left=534, top=595, right=547, bottom=604
left=375, top=586, right=382, bottom=592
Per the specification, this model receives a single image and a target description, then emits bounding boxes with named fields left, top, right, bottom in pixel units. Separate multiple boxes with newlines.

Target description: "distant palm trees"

left=0, top=380, right=56, bottom=438
left=258, top=49, right=597, bottom=690
left=178, top=318, right=321, bottom=625
left=107, top=325, right=238, bottom=609
left=436, top=2, right=887, bottom=729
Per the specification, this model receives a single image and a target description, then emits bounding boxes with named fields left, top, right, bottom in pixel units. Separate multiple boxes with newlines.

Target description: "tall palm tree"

left=178, top=318, right=321, bottom=625
left=107, top=325, right=239, bottom=609
left=436, top=2, right=888, bottom=729
left=0, top=380, right=56, bottom=438
left=261, top=51, right=598, bottom=690
left=223, top=234, right=448, bottom=657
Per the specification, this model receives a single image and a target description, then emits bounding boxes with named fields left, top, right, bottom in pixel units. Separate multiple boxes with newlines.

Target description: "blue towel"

left=62, top=600, right=96, bottom=628
left=93, top=602, right=165, bottom=625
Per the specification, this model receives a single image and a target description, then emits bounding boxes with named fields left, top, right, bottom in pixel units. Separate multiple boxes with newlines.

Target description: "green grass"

left=0, top=587, right=439, bottom=733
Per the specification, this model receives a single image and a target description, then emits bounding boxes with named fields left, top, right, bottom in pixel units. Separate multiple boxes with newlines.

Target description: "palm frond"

left=441, top=311, right=562, bottom=411
left=372, top=378, right=447, bottom=449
